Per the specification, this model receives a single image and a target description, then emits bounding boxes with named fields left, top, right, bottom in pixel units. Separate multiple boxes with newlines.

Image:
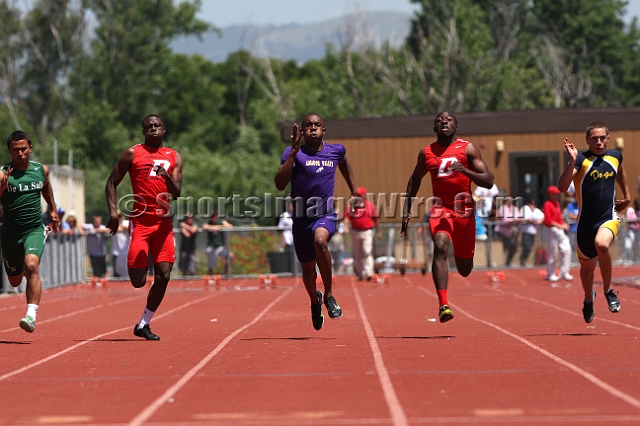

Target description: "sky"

left=198, top=0, right=640, bottom=27
left=198, top=0, right=420, bottom=27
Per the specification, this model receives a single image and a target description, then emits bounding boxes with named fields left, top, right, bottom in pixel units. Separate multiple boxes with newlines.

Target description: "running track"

left=1, top=266, right=640, bottom=425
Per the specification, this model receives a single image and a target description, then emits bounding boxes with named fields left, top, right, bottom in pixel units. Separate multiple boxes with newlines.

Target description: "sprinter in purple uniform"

left=275, top=113, right=358, bottom=330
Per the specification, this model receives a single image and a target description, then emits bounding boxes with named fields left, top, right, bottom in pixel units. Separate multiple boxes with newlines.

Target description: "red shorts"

left=128, top=219, right=175, bottom=268
left=429, top=206, right=475, bottom=259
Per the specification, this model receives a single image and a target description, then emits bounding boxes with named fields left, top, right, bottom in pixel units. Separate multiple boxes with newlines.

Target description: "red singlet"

left=424, top=139, right=475, bottom=259
left=127, top=144, right=178, bottom=268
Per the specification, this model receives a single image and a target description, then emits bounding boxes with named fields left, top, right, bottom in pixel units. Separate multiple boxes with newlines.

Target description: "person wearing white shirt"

left=519, top=198, right=545, bottom=266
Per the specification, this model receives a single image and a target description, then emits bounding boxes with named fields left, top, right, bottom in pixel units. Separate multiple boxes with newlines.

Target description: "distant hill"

left=171, top=11, right=412, bottom=63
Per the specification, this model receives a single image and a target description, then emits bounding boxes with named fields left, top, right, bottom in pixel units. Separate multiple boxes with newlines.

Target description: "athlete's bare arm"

left=338, top=156, right=357, bottom=197
left=105, top=148, right=135, bottom=235
left=42, top=165, right=60, bottom=233
left=616, top=164, right=631, bottom=212
left=401, top=150, right=428, bottom=237
left=558, top=138, right=578, bottom=192
left=156, top=151, right=183, bottom=199
left=0, top=168, right=9, bottom=196
left=449, top=143, right=494, bottom=189
left=275, top=123, right=302, bottom=191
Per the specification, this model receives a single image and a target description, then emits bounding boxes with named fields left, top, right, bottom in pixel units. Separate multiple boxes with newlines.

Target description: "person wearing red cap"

left=558, top=122, right=630, bottom=323
left=401, top=111, right=494, bottom=323
left=348, top=187, right=381, bottom=281
left=542, top=185, right=573, bottom=283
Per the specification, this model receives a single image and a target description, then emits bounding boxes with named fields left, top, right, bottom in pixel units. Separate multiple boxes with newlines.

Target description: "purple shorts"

left=292, top=213, right=337, bottom=263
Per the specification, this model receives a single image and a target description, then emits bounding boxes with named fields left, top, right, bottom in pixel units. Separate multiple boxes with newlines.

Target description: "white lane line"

left=416, top=285, right=640, bottom=411
left=0, top=295, right=140, bottom=333
left=353, top=283, right=409, bottom=426
left=0, top=290, right=223, bottom=382
left=127, top=287, right=294, bottom=426
left=501, top=273, right=640, bottom=331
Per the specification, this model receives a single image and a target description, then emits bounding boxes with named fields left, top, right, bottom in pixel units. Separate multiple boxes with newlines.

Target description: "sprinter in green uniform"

left=0, top=130, right=60, bottom=332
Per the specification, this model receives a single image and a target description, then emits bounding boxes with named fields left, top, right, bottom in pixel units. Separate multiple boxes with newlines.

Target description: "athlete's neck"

left=436, top=135, right=456, bottom=146
left=304, top=140, right=323, bottom=152
left=11, top=160, right=30, bottom=171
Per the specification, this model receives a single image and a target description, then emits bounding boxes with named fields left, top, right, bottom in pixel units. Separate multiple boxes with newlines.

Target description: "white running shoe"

left=561, top=273, right=574, bottom=281
left=546, top=274, right=560, bottom=282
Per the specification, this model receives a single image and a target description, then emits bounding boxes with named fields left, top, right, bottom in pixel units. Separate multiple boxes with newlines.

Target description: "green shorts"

left=1, top=226, right=47, bottom=276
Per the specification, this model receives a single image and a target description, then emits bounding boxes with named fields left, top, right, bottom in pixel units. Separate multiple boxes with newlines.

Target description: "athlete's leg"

left=23, top=254, right=42, bottom=305
left=594, top=227, right=615, bottom=292
left=314, top=227, right=334, bottom=297
left=432, top=232, right=451, bottom=291
left=300, top=260, right=320, bottom=304
left=146, top=261, right=173, bottom=312
left=129, top=268, right=148, bottom=288
left=454, top=257, right=473, bottom=277
left=579, top=256, right=597, bottom=300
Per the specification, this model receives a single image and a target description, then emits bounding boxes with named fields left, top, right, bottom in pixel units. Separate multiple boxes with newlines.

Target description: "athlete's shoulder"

left=605, top=149, right=622, bottom=161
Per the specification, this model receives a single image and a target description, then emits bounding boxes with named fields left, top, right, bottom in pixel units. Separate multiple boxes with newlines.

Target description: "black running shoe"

left=324, top=294, right=343, bottom=319
left=439, top=305, right=454, bottom=323
left=311, top=291, right=324, bottom=330
left=582, top=290, right=596, bottom=323
left=134, top=324, right=160, bottom=340
left=605, top=288, right=621, bottom=313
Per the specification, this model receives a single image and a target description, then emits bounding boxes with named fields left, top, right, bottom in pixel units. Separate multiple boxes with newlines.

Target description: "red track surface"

left=2, top=266, right=640, bottom=425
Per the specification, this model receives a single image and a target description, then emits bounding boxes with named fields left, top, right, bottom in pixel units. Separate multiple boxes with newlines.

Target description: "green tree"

left=72, top=0, right=213, bottom=129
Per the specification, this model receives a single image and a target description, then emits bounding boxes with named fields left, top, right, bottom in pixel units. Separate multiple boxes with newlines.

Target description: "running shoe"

left=439, top=305, right=454, bottom=323
left=604, top=288, right=621, bottom=313
left=324, top=294, right=343, bottom=319
left=19, top=316, right=36, bottom=333
left=546, top=274, right=560, bottom=282
left=311, top=290, right=324, bottom=330
left=582, top=289, right=596, bottom=323
left=133, top=324, right=160, bottom=340
left=560, top=273, right=574, bottom=281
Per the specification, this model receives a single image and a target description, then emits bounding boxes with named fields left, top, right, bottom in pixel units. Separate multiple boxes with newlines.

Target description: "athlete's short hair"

left=142, top=114, right=164, bottom=127
left=301, top=113, right=324, bottom=127
left=434, top=111, right=458, bottom=125
left=6, top=130, right=32, bottom=148
left=585, top=122, right=609, bottom=138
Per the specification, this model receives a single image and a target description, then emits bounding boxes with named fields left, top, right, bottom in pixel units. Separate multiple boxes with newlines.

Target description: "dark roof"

left=278, top=107, right=640, bottom=141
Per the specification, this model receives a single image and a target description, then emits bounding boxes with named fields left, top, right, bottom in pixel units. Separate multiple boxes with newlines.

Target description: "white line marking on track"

left=416, top=285, right=640, bottom=411
left=503, top=273, right=640, bottom=331
left=0, top=290, right=223, bottom=382
left=0, top=295, right=141, bottom=333
left=127, top=287, right=294, bottom=426
left=353, top=283, right=409, bottom=426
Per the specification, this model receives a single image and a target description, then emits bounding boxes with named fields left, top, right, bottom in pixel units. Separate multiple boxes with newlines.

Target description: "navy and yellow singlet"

left=573, top=149, right=621, bottom=259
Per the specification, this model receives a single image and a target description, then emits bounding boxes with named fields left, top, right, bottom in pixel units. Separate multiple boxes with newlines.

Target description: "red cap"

left=356, top=187, right=367, bottom=195
left=547, top=185, right=561, bottom=195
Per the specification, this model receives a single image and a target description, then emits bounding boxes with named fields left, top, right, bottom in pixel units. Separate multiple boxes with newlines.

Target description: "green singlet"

left=1, top=161, right=48, bottom=275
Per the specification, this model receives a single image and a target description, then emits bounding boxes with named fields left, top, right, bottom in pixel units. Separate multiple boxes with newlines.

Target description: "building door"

left=509, top=151, right=560, bottom=205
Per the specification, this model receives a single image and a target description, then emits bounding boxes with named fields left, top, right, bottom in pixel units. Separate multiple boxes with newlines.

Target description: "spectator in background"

left=84, top=215, right=110, bottom=278
left=111, top=211, right=130, bottom=278
left=44, top=207, right=68, bottom=232
left=348, top=186, right=381, bottom=281
left=493, top=196, right=521, bottom=267
left=543, top=186, right=573, bottom=282
left=278, top=200, right=294, bottom=253
left=624, top=198, right=640, bottom=264
left=519, top=198, right=545, bottom=266
left=63, top=213, right=84, bottom=236
left=564, top=186, right=579, bottom=262
left=328, top=205, right=348, bottom=274
left=203, top=211, right=234, bottom=275
left=178, top=213, right=198, bottom=275
left=474, top=183, right=499, bottom=219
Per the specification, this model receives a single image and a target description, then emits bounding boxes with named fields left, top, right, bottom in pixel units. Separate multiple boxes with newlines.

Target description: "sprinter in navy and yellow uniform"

left=558, top=122, right=630, bottom=324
